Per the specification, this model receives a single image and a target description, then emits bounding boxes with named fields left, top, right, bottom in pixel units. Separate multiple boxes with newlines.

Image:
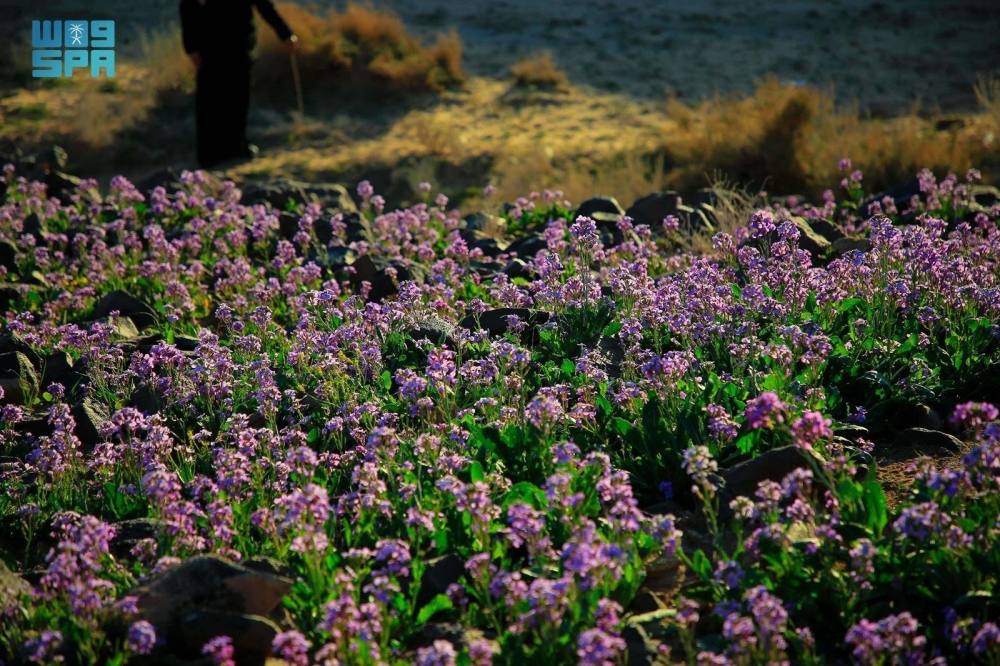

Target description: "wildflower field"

left=1, top=161, right=1000, bottom=666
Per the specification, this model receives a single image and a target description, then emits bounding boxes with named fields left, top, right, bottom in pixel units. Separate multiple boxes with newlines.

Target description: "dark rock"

left=895, top=403, right=943, bottom=431
left=45, top=170, right=82, bottom=205
left=622, top=625, right=659, bottom=666
left=133, top=167, right=184, bottom=196
left=696, top=203, right=720, bottom=230
left=787, top=216, right=832, bottom=260
left=20, top=270, right=49, bottom=287
left=893, top=427, right=962, bottom=452
left=464, top=213, right=504, bottom=233
left=130, top=383, right=163, bottom=416
left=502, top=259, right=530, bottom=279
left=241, top=556, right=295, bottom=580
left=21, top=213, right=42, bottom=241
left=37, top=145, right=68, bottom=171
left=278, top=211, right=298, bottom=239
left=692, top=187, right=719, bottom=207
left=833, top=424, right=870, bottom=441
left=860, top=177, right=921, bottom=219
left=935, top=116, right=967, bottom=132
left=0, top=352, right=39, bottom=406
left=629, top=588, right=667, bottom=615
left=0, top=331, right=42, bottom=369
left=39, top=352, right=83, bottom=394
left=676, top=203, right=714, bottom=232
left=459, top=308, right=550, bottom=340
left=241, top=179, right=356, bottom=213
left=416, top=554, right=464, bottom=608
left=1, top=560, right=31, bottom=609
left=806, top=218, right=846, bottom=242
left=240, top=180, right=308, bottom=210
left=739, top=216, right=831, bottom=263
left=405, top=318, right=457, bottom=346
left=311, top=246, right=359, bottom=272
left=90, top=290, right=158, bottom=330
left=0, top=240, right=18, bottom=275
left=304, top=183, right=357, bottom=212
left=349, top=254, right=426, bottom=303
left=581, top=335, right=625, bottom=379
left=625, top=191, right=682, bottom=229
left=506, top=233, right=548, bottom=258
left=473, top=236, right=509, bottom=258
left=721, top=446, right=819, bottom=499
left=94, top=315, right=141, bottom=339
left=111, top=517, right=163, bottom=558
left=71, top=398, right=109, bottom=450
left=17, top=416, right=54, bottom=439
left=971, top=185, right=999, bottom=208
left=576, top=196, right=625, bottom=224
left=831, top=238, right=872, bottom=256
left=0, top=283, right=25, bottom=308
left=137, top=334, right=200, bottom=354
left=132, top=555, right=292, bottom=657
left=179, top=610, right=280, bottom=666
left=339, top=211, right=368, bottom=244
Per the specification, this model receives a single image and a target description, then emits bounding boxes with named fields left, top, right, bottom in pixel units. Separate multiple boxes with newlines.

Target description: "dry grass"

left=662, top=76, right=1000, bottom=199
left=136, top=28, right=195, bottom=96
left=678, top=177, right=765, bottom=254
left=489, top=148, right=667, bottom=212
left=509, top=52, right=569, bottom=92
left=254, top=2, right=465, bottom=103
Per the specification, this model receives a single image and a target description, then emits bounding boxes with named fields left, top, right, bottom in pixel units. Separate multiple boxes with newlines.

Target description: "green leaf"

left=691, top=549, right=713, bottom=580
left=417, top=593, right=454, bottom=624
left=503, top=482, right=547, bottom=510
left=306, top=428, right=319, bottom=444
left=602, top=321, right=623, bottom=337
left=805, top=291, right=818, bottom=315
left=469, top=461, right=485, bottom=483
left=381, top=370, right=392, bottom=391
left=862, top=478, right=888, bottom=536
left=612, top=417, right=635, bottom=438
left=561, top=358, right=576, bottom=376
left=840, top=298, right=867, bottom=316
left=734, top=432, right=756, bottom=455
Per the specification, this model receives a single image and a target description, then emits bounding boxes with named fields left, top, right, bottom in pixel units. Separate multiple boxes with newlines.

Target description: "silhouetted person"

left=179, top=0, right=297, bottom=168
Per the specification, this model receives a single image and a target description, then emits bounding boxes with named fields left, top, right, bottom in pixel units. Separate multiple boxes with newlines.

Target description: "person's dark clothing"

left=194, top=60, right=253, bottom=167
left=179, top=0, right=293, bottom=167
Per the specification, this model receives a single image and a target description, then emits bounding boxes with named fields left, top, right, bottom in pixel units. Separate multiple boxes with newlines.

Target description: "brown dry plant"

left=254, top=2, right=465, bottom=102
left=662, top=77, right=997, bottom=199
left=509, top=52, right=570, bottom=92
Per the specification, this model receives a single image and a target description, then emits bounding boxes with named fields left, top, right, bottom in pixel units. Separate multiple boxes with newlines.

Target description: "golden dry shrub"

left=509, top=52, right=569, bottom=92
left=662, top=77, right=996, bottom=198
left=253, top=2, right=465, bottom=101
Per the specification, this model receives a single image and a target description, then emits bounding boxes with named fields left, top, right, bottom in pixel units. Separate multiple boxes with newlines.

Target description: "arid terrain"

left=4, top=0, right=1000, bottom=113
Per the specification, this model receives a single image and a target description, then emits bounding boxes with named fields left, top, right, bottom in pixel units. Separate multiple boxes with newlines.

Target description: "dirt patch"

left=877, top=440, right=972, bottom=513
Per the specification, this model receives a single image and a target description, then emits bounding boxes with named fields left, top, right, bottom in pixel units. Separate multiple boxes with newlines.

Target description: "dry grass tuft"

left=254, top=2, right=465, bottom=102
left=662, top=76, right=999, bottom=198
left=509, top=52, right=570, bottom=92
left=678, top=176, right=765, bottom=254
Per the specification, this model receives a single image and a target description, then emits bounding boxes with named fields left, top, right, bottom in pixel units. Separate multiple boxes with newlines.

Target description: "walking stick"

left=290, top=50, right=305, bottom=126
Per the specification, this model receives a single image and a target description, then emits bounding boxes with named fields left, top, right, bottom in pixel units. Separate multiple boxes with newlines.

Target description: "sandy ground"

left=4, top=0, right=999, bottom=114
